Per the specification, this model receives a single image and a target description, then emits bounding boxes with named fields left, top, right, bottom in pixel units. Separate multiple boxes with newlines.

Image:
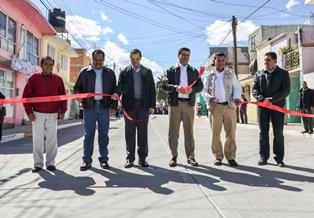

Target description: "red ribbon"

left=178, top=66, right=205, bottom=93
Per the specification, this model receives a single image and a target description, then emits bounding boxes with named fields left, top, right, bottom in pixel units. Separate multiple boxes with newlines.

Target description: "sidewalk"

left=2, top=119, right=83, bottom=144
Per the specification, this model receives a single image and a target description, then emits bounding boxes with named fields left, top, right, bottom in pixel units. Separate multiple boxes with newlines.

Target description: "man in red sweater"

left=23, top=56, right=67, bottom=173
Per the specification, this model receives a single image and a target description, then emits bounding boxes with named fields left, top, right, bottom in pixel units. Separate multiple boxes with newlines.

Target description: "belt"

left=178, top=98, right=190, bottom=101
left=217, top=102, right=228, bottom=105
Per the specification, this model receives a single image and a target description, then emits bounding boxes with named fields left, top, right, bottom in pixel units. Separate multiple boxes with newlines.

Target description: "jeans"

left=83, top=102, right=110, bottom=164
left=258, top=107, right=285, bottom=162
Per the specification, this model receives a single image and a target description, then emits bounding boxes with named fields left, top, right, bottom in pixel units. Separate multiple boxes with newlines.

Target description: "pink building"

left=0, top=0, right=56, bottom=126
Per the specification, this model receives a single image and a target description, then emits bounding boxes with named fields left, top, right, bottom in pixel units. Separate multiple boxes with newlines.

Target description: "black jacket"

left=252, top=66, right=290, bottom=107
left=162, top=64, right=203, bottom=107
left=74, top=65, right=117, bottom=109
left=116, top=65, right=156, bottom=111
left=297, top=88, right=314, bottom=109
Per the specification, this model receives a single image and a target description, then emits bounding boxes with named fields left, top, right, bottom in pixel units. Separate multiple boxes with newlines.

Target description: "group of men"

left=22, top=47, right=295, bottom=173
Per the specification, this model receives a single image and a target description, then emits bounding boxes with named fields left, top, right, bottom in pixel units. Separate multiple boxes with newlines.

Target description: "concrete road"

left=1, top=116, right=314, bottom=218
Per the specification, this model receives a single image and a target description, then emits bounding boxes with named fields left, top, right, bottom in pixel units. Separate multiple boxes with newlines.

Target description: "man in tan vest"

left=203, top=52, right=241, bottom=166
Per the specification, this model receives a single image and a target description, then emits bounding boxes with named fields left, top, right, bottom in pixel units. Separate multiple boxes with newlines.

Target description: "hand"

left=149, top=107, right=155, bottom=115
left=263, top=98, right=272, bottom=104
left=111, top=109, right=116, bottom=116
left=185, top=87, right=193, bottom=95
left=111, top=93, right=119, bottom=101
left=28, top=113, right=36, bottom=122
left=176, top=86, right=185, bottom=94
left=234, top=98, right=241, bottom=106
left=209, top=97, right=218, bottom=106
left=58, top=113, right=65, bottom=120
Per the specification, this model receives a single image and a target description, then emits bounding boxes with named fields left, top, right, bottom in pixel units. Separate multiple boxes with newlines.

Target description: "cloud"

left=66, top=15, right=114, bottom=43
left=100, top=11, right=109, bottom=21
left=117, top=33, right=129, bottom=45
left=205, top=20, right=257, bottom=45
left=286, top=0, right=299, bottom=10
left=103, top=41, right=163, bottom=76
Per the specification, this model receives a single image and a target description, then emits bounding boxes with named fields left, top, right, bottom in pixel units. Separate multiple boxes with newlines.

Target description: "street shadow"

left=91, top=165, right=226, bottom=195
left=38, top=169, right=96, bottom=196
left=0, top=168, right=32, bottom=185
left=0, top=125, right=85, bottom=155
left=185, top=164, right=314, bottom=192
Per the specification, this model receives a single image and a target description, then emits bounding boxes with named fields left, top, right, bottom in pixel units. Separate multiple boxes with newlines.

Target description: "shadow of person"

left=185, top=164, right=314, bottom=192
left=91, top=165, right=225, bottom=195
left=38, top=169, right=96, bottom=196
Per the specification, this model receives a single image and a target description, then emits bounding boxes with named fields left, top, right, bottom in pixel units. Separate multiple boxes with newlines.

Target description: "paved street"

left=1, top=116, right=314, bottom=218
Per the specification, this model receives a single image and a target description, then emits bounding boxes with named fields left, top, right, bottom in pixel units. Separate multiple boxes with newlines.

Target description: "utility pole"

left=231, top=15, right=238, bottom=77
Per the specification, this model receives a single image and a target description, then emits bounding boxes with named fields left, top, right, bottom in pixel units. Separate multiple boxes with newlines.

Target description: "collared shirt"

left=93, top=66, right=103, bottom=100
left=209, top=69, right=241, bottom=103
left=132, top=65, right=142, bottom=99
left=178, top=63, right=189, bottom=99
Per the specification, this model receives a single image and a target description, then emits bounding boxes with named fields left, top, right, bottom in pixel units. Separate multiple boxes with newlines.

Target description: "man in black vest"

left=252, top=52, right=291, bottom=167
left=112, top=49, right=156, bottom=168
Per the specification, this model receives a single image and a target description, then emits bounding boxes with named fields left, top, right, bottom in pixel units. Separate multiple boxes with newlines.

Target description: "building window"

left=47, top=44, right=56, bottom=60
left=0, top=70, right=14, bottom=118
left=0, top=11, right=16, bottom=54
left=61, top=54, right=67, bottom=70
left=250, top=35, right=256, bottom=50
left=26, top=32, right=39, bottom=65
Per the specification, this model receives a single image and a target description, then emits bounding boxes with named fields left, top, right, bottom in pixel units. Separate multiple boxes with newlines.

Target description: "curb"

left=2, top=121, right=82, bottom=144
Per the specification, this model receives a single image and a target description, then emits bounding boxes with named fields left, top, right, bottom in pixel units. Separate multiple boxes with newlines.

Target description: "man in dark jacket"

left=74, top=49, right=117, bottom=171
left=162, top=47, right=203, bottom=167
left=0, top=92, right=6, bottom=143
left=297, top=81, right=314, bottom=134
left=112, top=49, right=156, bottom=168
left=252, top=52, right=291, bottom=167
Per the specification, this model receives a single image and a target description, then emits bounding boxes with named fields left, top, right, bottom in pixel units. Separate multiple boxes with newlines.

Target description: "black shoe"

left=47, top=165, right=56, bottom=171
left=124, top=160, right=134, bottom=168
left=214, top=159, right=222, bottom=166
left=187, top=158, right=199, bottom=166
left=169, top=158, right=177, bottom=167
left=100, top=162, right=109, bottom=169
left=301, top=130, right=308, bottom=134
left=228, top=159, right=238, bottom=167
left=32, top=167, right=42, bottom=173
left=257, top=159, right=267, bottom=165
left=80, top=162, right=92, bottom=171
left=277, top=161, right=285, bottom=167
left=139, top=160, right=149, bottom=167
left=309, top=131, right=313, bottom=135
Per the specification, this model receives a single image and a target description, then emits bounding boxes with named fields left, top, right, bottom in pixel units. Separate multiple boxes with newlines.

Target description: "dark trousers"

left=258, top=107, right=285, bottom=162
left=125, top=100, right=149, bottom=162
left=301, top=108, right=313, bottom=133
left=240, top=109, right=248, bottom=124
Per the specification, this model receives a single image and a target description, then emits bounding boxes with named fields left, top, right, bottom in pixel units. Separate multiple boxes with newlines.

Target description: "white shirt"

left=178, top=63, right=189, bottom=99
left=203, top=69, right=241, bottom=102
left=94, top=67, right=103, bottom=100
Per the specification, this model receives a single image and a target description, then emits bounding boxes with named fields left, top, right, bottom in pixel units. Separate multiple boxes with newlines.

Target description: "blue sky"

left=32, top=0, right=314, bottom=74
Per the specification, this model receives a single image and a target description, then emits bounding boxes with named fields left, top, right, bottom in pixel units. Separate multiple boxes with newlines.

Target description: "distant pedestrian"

left=297, top=81, right=314, bottom=134
left=23, top=56, right=67, bottom=173
left=0, top=92, right=6, bottom=143
left=240, top=94, right=248, bottom=124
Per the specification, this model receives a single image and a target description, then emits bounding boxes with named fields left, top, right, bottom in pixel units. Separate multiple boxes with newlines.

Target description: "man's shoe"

left=257, top=159, right=267, bottom=165
left=124, top=160, right=134, bottom=168
left=309, top=131, right=313, bottom=134
left=301, top=130, right=308, bottom=134
left=47, top=165, right=56, bottom=171
left=187, top=158, right=199, bottom=166
left=80, top=162, right=92, bottom=171
left=100, top=162, right=109, bottom=169
left=214, top=159, right=222, bottom=166
left=228, top=160, right=238, bottom=167
left=139, top=160, right=149, bottom=167
left=32, top=167, right=42, bottom=173
left=277, top=161, right=285, bottom=167
left=169, top=158, right=177, bottom=167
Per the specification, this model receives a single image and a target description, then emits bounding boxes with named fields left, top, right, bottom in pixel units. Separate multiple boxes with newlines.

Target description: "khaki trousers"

left=168, top=101, right=195, bottom=160
left=210, top=104, right=237, bottom=160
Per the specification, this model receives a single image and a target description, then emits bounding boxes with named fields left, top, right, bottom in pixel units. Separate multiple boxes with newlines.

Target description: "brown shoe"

left=214, top=159, right=222, bottom=166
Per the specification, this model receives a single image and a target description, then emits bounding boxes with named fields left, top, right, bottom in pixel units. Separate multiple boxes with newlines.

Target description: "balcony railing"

left=0, top=35, right=15, bottom=55
left=284, top=50, right=300, bottom=71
